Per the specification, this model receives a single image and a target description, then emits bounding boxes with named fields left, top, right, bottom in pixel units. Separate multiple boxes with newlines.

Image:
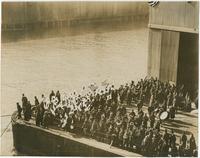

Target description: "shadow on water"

left=2, top=17, right=148, bottom=43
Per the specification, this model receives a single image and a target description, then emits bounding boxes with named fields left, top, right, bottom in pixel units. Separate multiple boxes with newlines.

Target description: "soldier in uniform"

left=123, top=127, right=129, bottom=149
left=149, top=113, right=155, bottom=128
left=141, top=130, right=153, bottom=156
left=82, top=117, right=90, bottom=136
left=178, top=142, right=185, bottom=156
left=171, top=144, right=178, bottom=157
left=142, top=113, right=148, bottom=129
left=163, top=129, right=170, bottom=146
left=169, top=129, right=176, bottom=147
left=189, top=133, right=196, bottom=154
left=181, top=131, right=187, bottom=148
left=127, top=89, right=132, bottom=106
left=118, top=127, right=124, bottom=148
left=110, top=128, right=118, bottom=147
left=160, top=140, right=169, bottom=157
left=90, top=117, right=99, bottom=138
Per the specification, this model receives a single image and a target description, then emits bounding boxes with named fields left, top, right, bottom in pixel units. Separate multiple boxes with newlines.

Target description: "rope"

left=0, top=114, right=12, bottom=117
left=0, top=120, right=12, bottom=137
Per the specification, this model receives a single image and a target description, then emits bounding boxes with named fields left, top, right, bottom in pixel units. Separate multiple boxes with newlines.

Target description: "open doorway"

left=177, top=32, right=198, bottom=99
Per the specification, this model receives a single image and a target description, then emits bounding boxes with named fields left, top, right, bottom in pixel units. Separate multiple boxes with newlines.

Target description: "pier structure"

left=148, top=2, right=199, bottom=96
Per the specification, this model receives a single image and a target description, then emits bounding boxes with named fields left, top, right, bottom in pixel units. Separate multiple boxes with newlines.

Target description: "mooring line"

left=0, top=121, right=12, bottom=137
left=0, top=114, right=12, bottom=117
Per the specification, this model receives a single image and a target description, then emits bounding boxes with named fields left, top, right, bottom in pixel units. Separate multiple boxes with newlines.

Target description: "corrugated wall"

left=148, top=29, right=180, bottom=83
left=149, top=1, right=199, bottom=32
left=147, top=29, right=161, bottom=78
left=160, top=30, right=179, bottom=82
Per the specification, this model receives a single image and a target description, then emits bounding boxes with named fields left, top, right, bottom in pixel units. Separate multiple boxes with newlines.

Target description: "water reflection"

left=2, top=18, right=147, bottom=43
left=1, top=22, right=148, bottom=155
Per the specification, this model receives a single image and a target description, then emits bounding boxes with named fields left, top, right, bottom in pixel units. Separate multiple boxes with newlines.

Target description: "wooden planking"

left=148, top=24, right=198, bottom=34
left=149, top=2, right=199, bottom=31
left=159, top=30, right=180, bottom=83
left=147, top=29, right=162, bottom=78
left=194, top=2, right=199, bottom=31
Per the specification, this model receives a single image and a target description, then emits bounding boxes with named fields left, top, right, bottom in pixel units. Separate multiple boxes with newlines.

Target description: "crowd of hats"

left=18, top=77, right=197, bottom=157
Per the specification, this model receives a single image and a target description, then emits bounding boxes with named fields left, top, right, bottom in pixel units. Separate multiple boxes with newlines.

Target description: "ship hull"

left=11, top=111, right=141, bottom=156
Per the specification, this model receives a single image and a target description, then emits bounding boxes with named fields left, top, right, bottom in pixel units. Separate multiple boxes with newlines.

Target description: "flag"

left=148, top=1, right=159, bottom=7
left=101, top=80, right=109, bottom=87
left=88, top=83, right=98, bottom=92
left=107, top=94, right=112, bottom=100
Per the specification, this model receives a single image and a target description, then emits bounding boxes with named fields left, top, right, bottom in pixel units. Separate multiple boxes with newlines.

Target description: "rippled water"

left=1, top=26, right=148, bottom=155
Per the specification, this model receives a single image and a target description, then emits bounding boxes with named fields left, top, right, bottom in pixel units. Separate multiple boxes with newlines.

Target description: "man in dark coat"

left=189, top=134, right=196, bottom=153
left=16, top=102, right=22, bottom=119
left=178, top=143, right=186, bottom=157
left=142, top=113, right=148, bottom=129
left=35, top=102, right=44, bottom=126
left=127, top=89, right=132, bottom=106
left=26, top=101, right=32, bottom=121
left=142, top=131, right=153, bottom=156
left=163, top=129, right=170, bottom=146
left=43, top=111, right=50, bottom=129
left=56, top=90, right=61, bottom=104
left=22, top=94, right=28, bottom=117
left=169, top=129, right=176, bottom=147
left=149, top=113, right=155, bottom=128
left=181, top=131, right=187, bottom=148
left=170, top=144, right=178, bottom=157
left=34, top=96, right=39, bottom=106
left=22, top=93, right=28, bottom=108
left=160, top=140, right=169, bottom=157
left=137, top=100, right=143, bottom=111
left=169, top=105, right=176, bottom=120
left=36, top=101, right=45, bottom=126
left=66, top=114, right=73, bottom=132
left=49, top=90, right=55, bottom=101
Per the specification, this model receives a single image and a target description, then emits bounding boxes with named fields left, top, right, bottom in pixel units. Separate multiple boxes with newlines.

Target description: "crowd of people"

left=16, top=77, right=197, bottom=157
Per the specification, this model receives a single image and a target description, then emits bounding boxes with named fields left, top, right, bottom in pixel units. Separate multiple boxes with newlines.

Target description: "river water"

left=1, top=25, right=148, bottom=155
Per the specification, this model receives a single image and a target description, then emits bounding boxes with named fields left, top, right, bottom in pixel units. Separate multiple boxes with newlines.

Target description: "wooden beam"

left=148, top=24, right=199, bottom=34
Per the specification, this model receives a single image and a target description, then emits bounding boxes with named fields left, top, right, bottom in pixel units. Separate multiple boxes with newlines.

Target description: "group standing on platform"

left=16, top=77, right=197, bottom=157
